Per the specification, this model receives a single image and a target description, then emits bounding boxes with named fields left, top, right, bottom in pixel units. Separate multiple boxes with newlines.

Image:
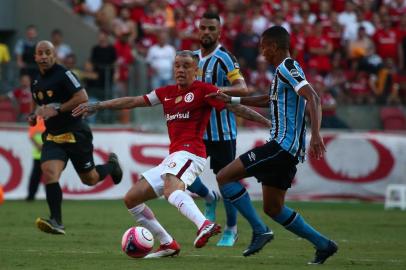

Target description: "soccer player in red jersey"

left=72, top=50, right=270, bottom=258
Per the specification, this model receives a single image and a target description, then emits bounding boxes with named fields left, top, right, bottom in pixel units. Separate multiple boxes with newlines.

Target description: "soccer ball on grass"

left=121, top=226, right=154, bottom=258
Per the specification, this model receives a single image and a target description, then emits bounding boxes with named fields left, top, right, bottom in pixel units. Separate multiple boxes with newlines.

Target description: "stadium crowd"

left=1, top=0, right=406, bottom=126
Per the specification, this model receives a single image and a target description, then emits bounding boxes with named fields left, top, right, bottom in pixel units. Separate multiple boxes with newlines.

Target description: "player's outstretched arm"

left=72, top=96, right=149, bottom=117
left=298, top=84, right=326, bottom=160
left=206, top=92, right=270, bottom=107
left=226, top=104, right=271, bottom=128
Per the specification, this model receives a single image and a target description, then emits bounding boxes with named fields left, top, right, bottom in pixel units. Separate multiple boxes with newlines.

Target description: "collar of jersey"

left=199, top=44, right=222, bottom=61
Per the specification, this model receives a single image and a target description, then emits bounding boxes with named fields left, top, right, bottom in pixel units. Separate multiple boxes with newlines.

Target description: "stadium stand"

left=380, top=106, right=406, bottom=130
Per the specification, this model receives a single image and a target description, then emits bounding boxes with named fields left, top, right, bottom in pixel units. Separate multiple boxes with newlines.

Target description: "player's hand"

left=27, top=113, right=37, bottom=126
left=205, top=91, right=231, bottom=103
left=308, top=133, right=326, bottom=160
left=72, top=101, right=100, bottom=118
left=36, top=105, right=58, bottom=120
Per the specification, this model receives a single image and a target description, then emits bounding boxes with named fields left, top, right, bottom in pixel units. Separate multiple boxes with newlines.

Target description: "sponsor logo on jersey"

left=184, top=92, right=194, bottom=103
left=166, top=111, right=190, bottom=121
left=290, top=69, right=300, bottom=77
left=175, top=96, right=183, bottom=104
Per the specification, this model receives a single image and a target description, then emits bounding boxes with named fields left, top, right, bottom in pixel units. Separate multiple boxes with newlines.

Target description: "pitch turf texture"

left=1, top=200, right=405, bottom=270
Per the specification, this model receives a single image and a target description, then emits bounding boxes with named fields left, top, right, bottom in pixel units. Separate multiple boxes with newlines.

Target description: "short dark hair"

left=202, top=11, right=220, bottom=22
left=52, top=29, right=62, bottom=36
left=261, top=26, right=290, bottom=50
left=176, top=50, right=199, bottom=63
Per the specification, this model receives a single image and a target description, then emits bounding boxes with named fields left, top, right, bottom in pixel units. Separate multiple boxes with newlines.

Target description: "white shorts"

left=142, top=151, right=206, bottom=197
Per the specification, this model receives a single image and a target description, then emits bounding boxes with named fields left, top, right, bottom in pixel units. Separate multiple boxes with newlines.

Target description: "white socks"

left=128, top=203, right=173, bottom=245
left=168, top=190, right=206, bottom=229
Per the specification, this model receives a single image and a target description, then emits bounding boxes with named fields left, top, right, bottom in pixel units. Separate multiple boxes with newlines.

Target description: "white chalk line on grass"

left=0, top=249, right=404, bottom=264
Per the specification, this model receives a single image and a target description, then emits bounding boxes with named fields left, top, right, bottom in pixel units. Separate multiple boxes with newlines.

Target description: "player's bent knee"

left=79, top=172, right=98, bottom=186
left=41, top=167, right=60, bottom=183
left=263, top=204, right=283, bottom=218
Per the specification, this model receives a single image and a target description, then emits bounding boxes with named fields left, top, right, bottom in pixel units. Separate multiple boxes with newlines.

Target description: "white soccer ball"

left=121, top=226, right=154, bottom=258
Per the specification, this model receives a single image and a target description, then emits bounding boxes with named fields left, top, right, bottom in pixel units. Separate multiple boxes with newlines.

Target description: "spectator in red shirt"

left=397, top=16, right=406, bottom=71
left=0, top=74, right=33, bottom=121
left=306, top=20, right=333, bottom=75
left=373, top=15, right=399, bottom=63
left=175, top=8, right=199, bottom=50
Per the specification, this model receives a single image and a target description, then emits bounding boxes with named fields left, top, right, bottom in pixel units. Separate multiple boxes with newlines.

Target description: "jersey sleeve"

left=278, top=59, right=309, bottom=93
left=219, top=50, right=244, bottom=83
left=143, top=88, right=162, bottom=106
left=62, top=70, right=83, bottom=94
left=204, top=84, right=226, bottom=111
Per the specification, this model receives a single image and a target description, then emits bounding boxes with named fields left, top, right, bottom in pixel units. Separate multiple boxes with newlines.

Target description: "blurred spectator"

left=114, top=27, right=135, bottom=124
left=14, top=24, right=38, bottom=79
left=386, top=0, right=406, bottom=26
left=0, top=42, right=10, bottom=85
left=398, top=16, right=406, bottom=71
left=26, top=116, right=45, bottom=201
left=345, top=65, right=375, bottom=104
left=294, top=2, right=317, bottom=26
left=337, top=0, right=357, bottom=31
left=347, top=26, right=374, bottom=60
left=220, top=12, right=241, bottom=53
left=146, top=31, right=176, bottom=89
left=343, top=9, right=375, bottom=43
left=90, top=31, right=117, bottom=99
left=249, top=5, right=269, bottom=35
left=313, top=75, right=349, bottom=129
left=113, top=7, right=138, bottom=44
left=249, top=55, right=273, bottom=95
left=233, top=18, right=260, bottom=70
left=290, top=21, right=306, bottom=67
left=370, top=58, right=401, bottom=105
left=0, top=43, right=10, bottom=64
left=0, top=74, right=33, bottom=121
left=306, top=20, right=333, bottom=75
left=95, top=0, right=117, bottom=33
left=373, top=15, right=399, bottom=64
left=174, top=8, right=199, bottom=50
left=51, top=29, right=73, bottom=63
left=325, top=66, right=348, bottom=103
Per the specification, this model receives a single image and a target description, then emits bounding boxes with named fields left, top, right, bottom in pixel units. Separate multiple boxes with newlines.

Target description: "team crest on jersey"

left=37, top=91, right=44, bottom=100
left=46, top=90, right=54, bottom=97
left=175, top=96, right=183, bottom=104
left=290, top=69, right=300, bottom=77
left=168, top=162, right=176, bottom=168
left=184, top=93, right=194, bottom=103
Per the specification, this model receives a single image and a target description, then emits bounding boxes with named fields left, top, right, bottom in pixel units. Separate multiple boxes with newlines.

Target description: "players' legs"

left=77, top=153, right=122, bottom=186
left=40, top=159, right=65, bottom=225
left=68, top=131, right=123, bottom=186
left=165, top=174, right=207, bottom=229
left=217, top=158, right=268, bottom=234
left=263, top=185, right=331, bottom=251
left=125, top=177, right=174, bottom=245
left=26, top=159, right=42, bottom=201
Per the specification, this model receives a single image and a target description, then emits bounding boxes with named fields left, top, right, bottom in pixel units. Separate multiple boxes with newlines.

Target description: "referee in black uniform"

left=29, top=40, right=123, bottom=235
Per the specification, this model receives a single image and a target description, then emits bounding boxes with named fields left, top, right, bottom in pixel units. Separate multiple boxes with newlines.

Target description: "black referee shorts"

left=239, top=140, right=298, bottom=190
left=204, top=140, right=236, bottom=174
left=41, top=127, right=95, bottom=173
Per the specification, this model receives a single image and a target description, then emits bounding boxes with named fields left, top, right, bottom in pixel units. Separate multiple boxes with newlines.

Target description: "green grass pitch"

left=1, top=199, right=405, bottom=270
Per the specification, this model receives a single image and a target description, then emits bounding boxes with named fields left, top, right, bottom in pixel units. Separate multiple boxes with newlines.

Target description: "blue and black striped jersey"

left=269, top=58, right=308, bottom=161
left=194, top=45, right=243, bottom=141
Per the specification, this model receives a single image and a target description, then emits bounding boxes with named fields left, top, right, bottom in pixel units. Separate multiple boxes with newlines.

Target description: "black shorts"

left=41, top=125, right=95, bottom=173
left=204, top=140, right=236, bottom=174
left=239, top=140, right=298, bottom=190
